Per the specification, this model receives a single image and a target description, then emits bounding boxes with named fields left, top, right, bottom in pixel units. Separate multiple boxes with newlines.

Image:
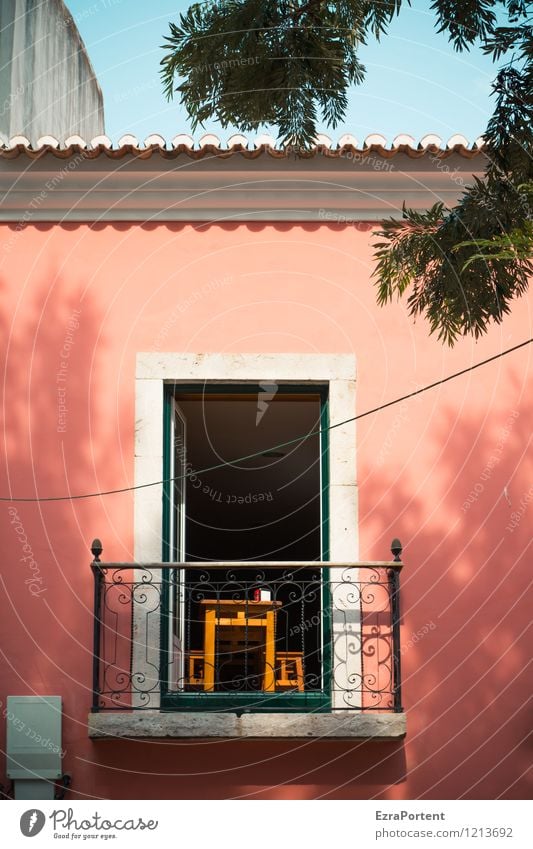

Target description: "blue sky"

left=66, top=0, right=502, bottom=144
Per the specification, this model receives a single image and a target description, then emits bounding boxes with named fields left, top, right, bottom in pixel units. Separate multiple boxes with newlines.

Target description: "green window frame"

left=160, top=383, right=331, bottom=713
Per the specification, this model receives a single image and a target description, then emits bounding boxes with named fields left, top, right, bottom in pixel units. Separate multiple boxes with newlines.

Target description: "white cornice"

left=0, top=150, right=486, bottom=222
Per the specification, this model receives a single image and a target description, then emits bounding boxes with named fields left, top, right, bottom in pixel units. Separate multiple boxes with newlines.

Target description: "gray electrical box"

left=6, top=696, right=62, bottom=780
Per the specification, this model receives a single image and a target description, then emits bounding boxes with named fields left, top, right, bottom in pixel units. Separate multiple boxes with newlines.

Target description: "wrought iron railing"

left=90, top=540, right=404, bottom=714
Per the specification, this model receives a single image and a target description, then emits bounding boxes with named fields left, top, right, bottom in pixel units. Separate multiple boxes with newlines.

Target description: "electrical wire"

left=1, top=337, right=531, bottom=503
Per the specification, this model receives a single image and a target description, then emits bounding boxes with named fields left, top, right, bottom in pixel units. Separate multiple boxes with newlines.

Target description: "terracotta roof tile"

left=0, top=133, right=485, bottom=161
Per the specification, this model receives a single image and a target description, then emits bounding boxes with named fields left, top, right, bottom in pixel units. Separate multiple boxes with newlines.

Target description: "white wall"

left=0, top=0, right=104, bottom=144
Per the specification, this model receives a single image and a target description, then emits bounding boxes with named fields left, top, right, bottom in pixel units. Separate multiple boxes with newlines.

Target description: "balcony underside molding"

left=88, top=711, right=406, bottom=740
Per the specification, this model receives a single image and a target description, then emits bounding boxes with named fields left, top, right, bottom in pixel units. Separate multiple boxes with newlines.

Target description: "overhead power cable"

left=1, top=337, right=531, bottom=503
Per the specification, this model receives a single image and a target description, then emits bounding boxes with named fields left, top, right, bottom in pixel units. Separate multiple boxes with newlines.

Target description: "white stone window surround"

left=134, top=353, right=358, bottom=710
left=135, top=352, right=358, bottom=559
left=89, top=352, right=406, bottom=737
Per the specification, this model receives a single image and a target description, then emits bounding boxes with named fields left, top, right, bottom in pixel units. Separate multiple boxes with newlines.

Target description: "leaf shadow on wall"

left=0, top=267, right=133, bottom=796
left=358, top=381, right=532, bottom=800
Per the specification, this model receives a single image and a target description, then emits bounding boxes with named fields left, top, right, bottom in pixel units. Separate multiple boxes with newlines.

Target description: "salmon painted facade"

left=0, top=135, right=531, bottom=800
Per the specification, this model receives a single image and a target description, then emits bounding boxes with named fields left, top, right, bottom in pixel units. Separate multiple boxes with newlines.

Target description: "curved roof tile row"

left=0, top=132, right=485, bottom=160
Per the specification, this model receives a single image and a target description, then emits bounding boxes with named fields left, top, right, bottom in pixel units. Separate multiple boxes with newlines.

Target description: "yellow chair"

left=275, top=651, right=305, bottom=692
left=186, top=648, right=305, bottom=692
left=200, top=599, right=280, bottom=692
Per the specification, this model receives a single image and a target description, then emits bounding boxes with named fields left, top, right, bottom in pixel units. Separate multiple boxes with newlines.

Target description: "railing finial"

left=91, top=538, right=103, bottom=562
left=391, top=538, right=402, bottom=562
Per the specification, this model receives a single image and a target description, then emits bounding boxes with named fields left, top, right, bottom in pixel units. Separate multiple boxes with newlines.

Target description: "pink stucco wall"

left=0, top=221, right=531, bottom=799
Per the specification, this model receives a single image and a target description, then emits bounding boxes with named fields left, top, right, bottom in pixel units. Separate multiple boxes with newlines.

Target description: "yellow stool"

left=276, top=652, right=304, bottom=691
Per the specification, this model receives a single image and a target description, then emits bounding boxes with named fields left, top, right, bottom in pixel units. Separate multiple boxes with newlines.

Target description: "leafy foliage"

left=375, top=8, right=532, bottom=343
left=161, top=1, right=533, bottom=343
left=161, top=1, right=399, bottom=147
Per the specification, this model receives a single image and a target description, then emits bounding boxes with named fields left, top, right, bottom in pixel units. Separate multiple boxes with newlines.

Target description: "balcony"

left=88, top=541, right=406, bottom=739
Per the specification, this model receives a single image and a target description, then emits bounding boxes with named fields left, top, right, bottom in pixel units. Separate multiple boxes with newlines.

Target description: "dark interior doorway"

left=166, top=386, right=327, bottom=695
left=177, top=391, right=323, bottom=562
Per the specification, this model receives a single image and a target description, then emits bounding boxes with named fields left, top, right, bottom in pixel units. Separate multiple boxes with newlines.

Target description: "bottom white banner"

left=2, top=799, right=530, bottom=848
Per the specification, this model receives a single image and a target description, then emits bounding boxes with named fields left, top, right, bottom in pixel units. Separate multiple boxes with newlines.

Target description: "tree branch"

left=290, top=0, right=327, bottom=20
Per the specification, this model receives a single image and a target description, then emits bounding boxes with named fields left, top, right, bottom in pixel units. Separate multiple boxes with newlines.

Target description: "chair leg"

left=294, top=656, right=304, bottom=692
